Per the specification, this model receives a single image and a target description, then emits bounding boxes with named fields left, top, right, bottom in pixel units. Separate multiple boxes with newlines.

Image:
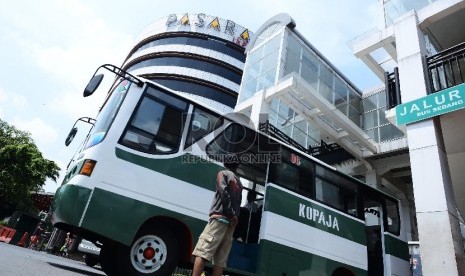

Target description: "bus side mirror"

left=83, top=74, right=104, bottom=97
left=65, top=127, right=78, bottom=146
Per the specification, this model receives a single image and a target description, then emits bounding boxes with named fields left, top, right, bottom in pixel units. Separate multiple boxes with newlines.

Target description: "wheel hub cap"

left=143, top=247, right=155, bottom=260
left=130, top=234, right=167, bottom=273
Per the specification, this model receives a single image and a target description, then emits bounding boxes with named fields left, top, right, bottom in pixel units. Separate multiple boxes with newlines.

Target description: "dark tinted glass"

left=127, top=56, right=242, bottom=84
left=134, top=36, right=246, bottom=62
left=150, top=78, right=237, bottom=108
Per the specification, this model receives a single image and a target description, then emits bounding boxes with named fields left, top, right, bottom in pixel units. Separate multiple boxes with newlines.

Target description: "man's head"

left=223, top=154, right=240, bottom=171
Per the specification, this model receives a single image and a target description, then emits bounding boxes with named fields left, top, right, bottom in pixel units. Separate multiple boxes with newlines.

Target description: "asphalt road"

left=0, top=242, right=106, bottom=276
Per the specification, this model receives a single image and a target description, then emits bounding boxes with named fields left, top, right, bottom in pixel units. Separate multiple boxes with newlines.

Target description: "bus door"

left=206, top=122, right=276, bottom=273
left=227, top=180, right=264, bottom=272
left=363, top=193, right=385, bottom=276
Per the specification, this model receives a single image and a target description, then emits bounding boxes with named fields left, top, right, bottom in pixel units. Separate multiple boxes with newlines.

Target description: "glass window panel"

left=349, top=94, right=362, bottom=113
left=260, top=50, right=279, bottom=74
left=247, top=46, right=264, bottom=66
left=240, top=78, right=258, bottom=102
left=247, top=62, right=261, bottom=81
left=379, top=124, right=405, bottom=142
left=292, top=127, right=307, bottom=147
left=132, top=98, right=165, bottom=134
left=315, top=177, right=357, bottom=215
left=334, top=94, right=347, bottom=107
left=334, top=78, right=348, bottom=102
left=319, top=81, right=333, bottom=103
left=363, top=95, right=378, bottom=112
left=287, top=35, right=301, bottom=56
left=264, top=68, right=277, bottom=89
left=348, top=104, right=361, bottom=118
left=282, top=124, right=292, bottom=136
left=363, top=110, right=378, bottom=130
left=185, top=108, right=222, bottom=148
left=336, top=104, right=348, bottom=116
left=319, top=66, right=333, bottom=102
left=263, top=34, right=282, bottom=56
left=301, top=51, right=319, bottom=90
left=122, top=96, right=185, bottom=154
left=284, top=50, right=300, bottom=77
left=365, top=128, right=379, bottom=143
left=271, top=98, right=279, bottom=111
left=350, top=114, right=362, bottom=127
left=378, top=110, right=389, bottom=125
left=320, top=65, right=333, bottom=88
left=378, top=91, right=387, bottom=108
left=307, top=130, right=320, bottom=146
left=278, top=101, right=291, bottom=118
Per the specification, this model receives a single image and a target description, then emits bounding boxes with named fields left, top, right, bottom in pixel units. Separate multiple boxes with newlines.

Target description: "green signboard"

left=396, top=83, right=465, bottom=125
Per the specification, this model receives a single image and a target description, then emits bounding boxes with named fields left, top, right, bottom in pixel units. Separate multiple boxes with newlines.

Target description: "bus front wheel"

left=100, top=243, right=119, bottom=276
left=121, top=227, right=179, bottom=275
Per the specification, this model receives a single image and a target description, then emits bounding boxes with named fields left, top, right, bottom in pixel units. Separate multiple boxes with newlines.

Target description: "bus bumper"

left=50, top=184, right=92, bottom=228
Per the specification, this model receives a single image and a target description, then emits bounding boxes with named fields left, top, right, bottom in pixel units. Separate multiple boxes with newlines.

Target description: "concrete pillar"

left=364, top=169, right=379, bottom=188
left=395, top=11, right=465, bottom=275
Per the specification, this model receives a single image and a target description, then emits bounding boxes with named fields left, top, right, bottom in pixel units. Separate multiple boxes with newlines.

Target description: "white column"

left=249, top=89, right=271, bottom=130
left=395, top=11, right=465, bottom=275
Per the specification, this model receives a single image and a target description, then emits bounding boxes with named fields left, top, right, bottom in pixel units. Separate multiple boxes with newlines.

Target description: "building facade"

left=237, top=1, right=465, bottom=274
left=352, top=0, right=465, bottom=274
left=121, top=13, right=252, bottom=112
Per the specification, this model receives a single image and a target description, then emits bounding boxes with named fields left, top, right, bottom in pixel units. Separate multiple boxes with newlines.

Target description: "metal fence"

left=427, top=42, right=465, bottom=93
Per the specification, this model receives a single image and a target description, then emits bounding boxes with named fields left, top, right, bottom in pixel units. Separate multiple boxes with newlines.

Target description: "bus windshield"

left=83, top=79, right=131, bottom=150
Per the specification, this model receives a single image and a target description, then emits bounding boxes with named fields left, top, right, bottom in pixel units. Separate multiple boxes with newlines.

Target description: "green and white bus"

left=51, top=65, right=410, bottom=276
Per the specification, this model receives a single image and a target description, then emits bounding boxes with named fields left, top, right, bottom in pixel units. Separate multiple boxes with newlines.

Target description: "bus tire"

left=84, top=253, right=99, bottom=267
left=331, top=267, right=355, bottom=276
left=122, top=227, right=179, bottom=275
left=100, top=243, right=119, bottom=276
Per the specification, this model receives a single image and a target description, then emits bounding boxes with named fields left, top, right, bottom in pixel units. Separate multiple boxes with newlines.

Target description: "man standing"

left=192, top=158, right=243, bottom=276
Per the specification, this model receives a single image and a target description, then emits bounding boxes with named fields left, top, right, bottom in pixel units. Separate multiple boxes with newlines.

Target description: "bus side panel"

left=80, top=187, right=206, bottom=246
left=257, top=184, right=368, bottom=275
left=384, top=233, right=410, bottom=276
left=51, top=184, right=92, bottom=227
left=256, top=240, right=367, bottom=276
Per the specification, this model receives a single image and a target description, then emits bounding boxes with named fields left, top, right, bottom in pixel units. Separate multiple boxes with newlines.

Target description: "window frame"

left=119, top=84, right=188, bottom=155
left=184, top=105, right=224, bottom=149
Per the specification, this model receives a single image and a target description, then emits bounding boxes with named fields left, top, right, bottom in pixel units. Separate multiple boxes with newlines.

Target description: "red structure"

left=31, top=192, right=54, bottom=212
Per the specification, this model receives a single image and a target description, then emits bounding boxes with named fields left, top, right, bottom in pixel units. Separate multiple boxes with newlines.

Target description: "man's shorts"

left=192, top=218, right=235, bottom=267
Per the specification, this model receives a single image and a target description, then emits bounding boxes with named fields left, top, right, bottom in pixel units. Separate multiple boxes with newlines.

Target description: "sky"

left=0, top=0, right=385, bottom=193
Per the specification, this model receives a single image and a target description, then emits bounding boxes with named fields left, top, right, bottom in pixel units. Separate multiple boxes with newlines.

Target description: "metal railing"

left=259, top=121, right=352, bottom=164
left=427, top=41, right=465, bottom=93
left=385, top=67, right=401, bottom=109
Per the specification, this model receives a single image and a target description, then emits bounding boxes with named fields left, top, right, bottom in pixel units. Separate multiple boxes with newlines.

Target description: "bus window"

left=268, top=149, right=314, bottom=198
left=315, top=165, right=357, bottom=216
left=206, top=123, right=273, bottom=184
left=185, top=107, right=222, bottom=148
left=120, top=89, right=187, bottom=154
left=272, top=162, right=299, bottom=192
left=385, top=198, right=400, bottom=235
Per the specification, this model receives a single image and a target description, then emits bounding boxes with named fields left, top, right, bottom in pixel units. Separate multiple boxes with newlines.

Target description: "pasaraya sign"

left=395, top=83, right=465, bottom=125
left=165, top=13, right=251, bottom=47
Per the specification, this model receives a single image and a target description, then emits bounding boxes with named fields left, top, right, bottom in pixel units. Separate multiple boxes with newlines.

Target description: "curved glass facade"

left=240, top=21, right=405, bottom=150
left=122, top=13, right=252, bottom=110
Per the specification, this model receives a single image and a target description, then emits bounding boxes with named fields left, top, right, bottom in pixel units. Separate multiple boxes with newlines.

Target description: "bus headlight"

left=80, top=159, right=97, bottom=176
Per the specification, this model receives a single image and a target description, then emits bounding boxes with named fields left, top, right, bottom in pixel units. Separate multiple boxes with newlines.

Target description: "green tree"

left=0, top=119, right=60, bottom=214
